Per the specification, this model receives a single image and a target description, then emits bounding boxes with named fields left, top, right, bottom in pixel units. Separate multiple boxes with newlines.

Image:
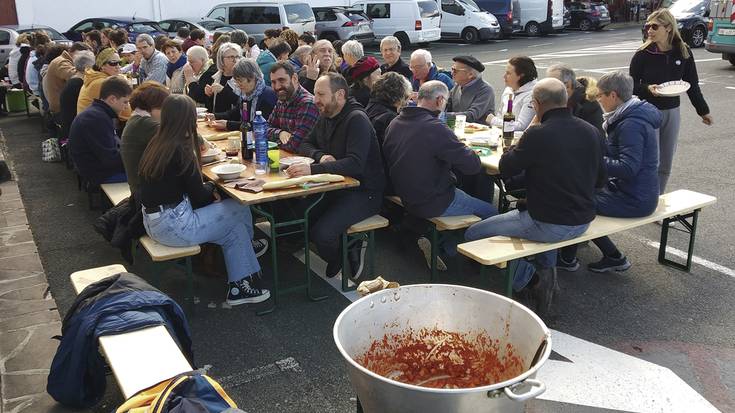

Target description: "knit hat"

left=95, top=48, right=119, bottom=68
left=348, top=56, right=380, bottom=82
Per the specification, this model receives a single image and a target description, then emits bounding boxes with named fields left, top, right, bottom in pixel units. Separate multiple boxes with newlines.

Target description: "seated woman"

left=182, top=46, right=211, bottom=98
left=120, top=81, right=170, bottom=194
left=208, top=58, right=277, bottom=131
left=347, top=56, right=381, bottom=107
left=187, top=42, right=241, bottom=113
left=257, top=40, right=290, bottom=85
left=162, top=40, right=187, bottom=94
left=59, top=50, right=95, bottom=140
left=485, top=56, right=538, bottom=132
left=558, top=71, right=661, bottom=273
left=76, top=48, right=132, bottom=120
left=137, top=94, right=269, bottom=306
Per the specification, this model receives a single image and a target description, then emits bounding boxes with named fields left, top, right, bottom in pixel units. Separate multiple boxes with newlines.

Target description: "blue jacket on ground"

left=47, top=272, right=193, bottom=408
left=597, top=99, right=661, bottom=218
left=411, top=63, right=454, bottom=92
left=69, top=99, right=125, bottom=184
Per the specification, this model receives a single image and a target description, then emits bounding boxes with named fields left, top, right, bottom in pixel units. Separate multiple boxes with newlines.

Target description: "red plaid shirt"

left=267, top=86, right=319, bottom=152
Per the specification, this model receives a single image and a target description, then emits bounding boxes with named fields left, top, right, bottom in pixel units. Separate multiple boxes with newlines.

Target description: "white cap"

left=120, top=43, right=137, bottom=54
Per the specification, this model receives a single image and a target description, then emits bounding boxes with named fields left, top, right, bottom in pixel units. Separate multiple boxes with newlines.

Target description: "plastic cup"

left=268, top=149, right=280, bottom=172
left=454, top=114, right=467, bottom=132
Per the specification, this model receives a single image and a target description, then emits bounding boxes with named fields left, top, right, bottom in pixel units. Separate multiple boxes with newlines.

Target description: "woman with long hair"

left=137, top=94, right=269, bottom=306
left=629, top=8, right=713, bottom=194
left=485, top=55, right=538, bottom=132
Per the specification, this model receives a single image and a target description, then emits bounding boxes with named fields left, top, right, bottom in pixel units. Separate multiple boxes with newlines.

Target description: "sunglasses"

left=105, top=61, right=121, bottom=66
left=644, top=23, right=664, bottom=31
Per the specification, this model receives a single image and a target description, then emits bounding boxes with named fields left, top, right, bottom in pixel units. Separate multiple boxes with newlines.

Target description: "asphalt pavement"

left=0, top=26, right=733, bottom=412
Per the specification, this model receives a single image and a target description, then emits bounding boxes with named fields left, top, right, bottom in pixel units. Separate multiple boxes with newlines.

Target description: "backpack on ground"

left=116, top=370, right=238, bottom=413
left=41, top=138, right=61, bottom=162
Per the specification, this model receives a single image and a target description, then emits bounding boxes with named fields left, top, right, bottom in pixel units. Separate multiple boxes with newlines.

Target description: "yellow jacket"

left=77, top=69, right=131, bottom=120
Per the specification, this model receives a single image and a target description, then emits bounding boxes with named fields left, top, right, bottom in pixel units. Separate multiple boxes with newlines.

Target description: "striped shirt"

left=267, top=86, right=319, bottom=152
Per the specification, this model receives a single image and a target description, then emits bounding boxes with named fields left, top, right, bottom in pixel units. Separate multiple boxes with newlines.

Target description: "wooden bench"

left=386, top=196, right=481, bottom=280
left=457, top=190, right=717, bottom=297
left=340, top=215, right=390, bottom=291
left=100, top=182, right=131, bottom=207
left=70, top=264, right=192, bottom=399
left=96, top=185, right=201, bottom=301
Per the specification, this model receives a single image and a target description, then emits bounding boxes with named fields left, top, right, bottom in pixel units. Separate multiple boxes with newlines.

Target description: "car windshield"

left=19, top=27, right=66, bottom=41
left=459, top=0, right=482, bottom=12
left=418, top=1, right=441, bottom=18
left=669, top=0, right=707, bottom=14
left=129, top=23, right=160, bottom=33
left=284, top=4, right=316, bottom=23
left=200, top=20, right=231, bottom=30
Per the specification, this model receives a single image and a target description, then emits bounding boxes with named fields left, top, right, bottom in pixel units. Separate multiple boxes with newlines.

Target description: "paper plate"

left=470, top=146, right=492, bottom=157
left=656, top=81, right=690, bottom=97
left=280, top=156, right=315, bottom=166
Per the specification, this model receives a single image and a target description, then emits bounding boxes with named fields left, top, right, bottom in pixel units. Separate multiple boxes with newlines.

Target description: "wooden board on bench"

left=69, top=265, right=193, bottom=399
left=347, top=215, right=389, bottom=234
left=458, top=190, right=717, bottom=266
left=100, top=183, right=131, bottom=207
left=139, top=235, right=201, bottom=262
left=385, top=196, right=480, bottom=231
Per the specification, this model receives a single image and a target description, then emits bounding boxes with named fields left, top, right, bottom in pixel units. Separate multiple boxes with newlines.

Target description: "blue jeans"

left=101, top=172, right=128, bottom=184
left=439, top=188, right=498, bottom=256
left=142, top=197, right=260, bottom=283
left=465, top=210, right=588, bottom=291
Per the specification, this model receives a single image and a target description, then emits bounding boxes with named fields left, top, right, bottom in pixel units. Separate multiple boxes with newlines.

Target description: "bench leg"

left=367, top=230, right=376, bottom=279
left=341, top=232, right=350, bottom=292
left=658, top=209, right=700, bottom=272
left=430, top=225, right=439, bottom=282
left=303, top=196, right=328, bottom=303
left=184, top=256, right=194, bottom=305
left=505, top=262, right=514, bottom=298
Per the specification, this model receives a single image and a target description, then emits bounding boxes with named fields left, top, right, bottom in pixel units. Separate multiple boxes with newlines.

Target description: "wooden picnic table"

left=198, top=121, right=360, bottom=314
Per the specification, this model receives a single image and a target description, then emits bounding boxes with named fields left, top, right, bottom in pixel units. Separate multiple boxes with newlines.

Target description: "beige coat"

left=43, top=51, right=76, bottom=113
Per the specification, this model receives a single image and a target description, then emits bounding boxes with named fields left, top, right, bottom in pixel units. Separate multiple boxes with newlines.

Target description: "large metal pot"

left=333, top=284, right=550, bottom=413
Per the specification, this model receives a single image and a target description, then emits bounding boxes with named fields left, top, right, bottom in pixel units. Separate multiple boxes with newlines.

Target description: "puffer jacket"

left=597, top=99, right=661, bottom=217
left=492, top=80, right=537, bottom=131
left=47, top=272, right=193, bottom=408
left=76, top=69, right=131, bottom=120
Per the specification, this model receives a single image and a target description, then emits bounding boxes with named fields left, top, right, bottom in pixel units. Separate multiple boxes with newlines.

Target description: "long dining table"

left=197, top=121, right=360, bottom=314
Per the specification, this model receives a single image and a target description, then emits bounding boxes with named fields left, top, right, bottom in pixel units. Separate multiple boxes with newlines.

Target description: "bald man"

left=464, top=78, right=606, bottom=318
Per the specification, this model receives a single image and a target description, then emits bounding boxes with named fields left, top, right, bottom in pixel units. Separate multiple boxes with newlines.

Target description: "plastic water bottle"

left=438, top=111, right=447, bottom=124
left=253, top=111, right=268, bottom=175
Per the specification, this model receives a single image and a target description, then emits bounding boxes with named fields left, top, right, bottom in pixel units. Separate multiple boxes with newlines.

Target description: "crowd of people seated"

left=10, top=8, right=710, bottom=315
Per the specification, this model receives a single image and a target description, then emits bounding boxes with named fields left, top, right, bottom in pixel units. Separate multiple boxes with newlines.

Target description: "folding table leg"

left=658, top=210, right=699, bottom=272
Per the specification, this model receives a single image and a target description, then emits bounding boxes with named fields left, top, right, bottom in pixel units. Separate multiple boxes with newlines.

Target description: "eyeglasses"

left=644, top=23, right=664, bottom=31
left=451, top=67, right=468, bottom=73
left=105, top=61, right=121, bottom=66
left=223, top=55, right=241, bottom=61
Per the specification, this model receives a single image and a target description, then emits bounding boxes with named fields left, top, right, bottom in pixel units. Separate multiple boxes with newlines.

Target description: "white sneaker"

left=417, top=237, right=447, bottom=271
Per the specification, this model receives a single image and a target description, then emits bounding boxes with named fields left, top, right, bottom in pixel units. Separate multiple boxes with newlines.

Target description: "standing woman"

left=629, top=8, right=713, bottom=194
left=485, top=56, right=538, bottom=132
left=137, top=94, right=269, bottom=306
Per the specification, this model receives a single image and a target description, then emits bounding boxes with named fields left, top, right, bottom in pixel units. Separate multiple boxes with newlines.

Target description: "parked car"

left=567, top=2, right=611, bottom=31
left=313, top=7, right=375, bottom=43
left=563, top=6, right=571, bottom=28
left=206, top=1, right=316, bottom=42
left=63, top=17, right=166, bottom=44
left=158, top=18, right=236, bottom=45
left=669, top=0, right=710, bottom=48
left=436, top=0, right=501, bottom=43
left=0, top=25, right=71, bottom=67
left=705, top=0, right=735, bottom=64
left=475, top=0, right=522, bottom=38
left=511, top=0, right=562, bottom=36
left=351, top=0, right=442, bottom=48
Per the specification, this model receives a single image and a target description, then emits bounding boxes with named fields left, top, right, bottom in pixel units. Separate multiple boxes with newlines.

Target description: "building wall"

left=13, top=0, right=226, bottom=32
left=0, top=0, right=19, bottom=25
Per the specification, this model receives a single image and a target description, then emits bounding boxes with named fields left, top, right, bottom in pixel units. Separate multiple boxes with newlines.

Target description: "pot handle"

left=503, top=379, right=546, bottom=402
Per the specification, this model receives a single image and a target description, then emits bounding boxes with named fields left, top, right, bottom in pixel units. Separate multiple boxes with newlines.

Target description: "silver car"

left=158, top=18, right=236, bottom=45
left=313, top=7, right=375, bottom=43
left=1, top=25, right=72, bottom=67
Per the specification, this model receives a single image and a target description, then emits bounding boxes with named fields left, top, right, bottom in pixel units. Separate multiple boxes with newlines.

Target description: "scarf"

left=228, top=77, right=267, bottom=124
left=602, top=97, right=640, bottom=133
left=166, top=54, right=187, bottom=79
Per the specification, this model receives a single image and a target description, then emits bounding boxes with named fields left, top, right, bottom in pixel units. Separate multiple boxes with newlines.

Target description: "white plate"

left=656, top=81, right=690, bottom=97
left=201, top=148, right=222, bottom=163
left=280, top=156, right=315, bottom=167
left=211, top=163, right=246, bottom=180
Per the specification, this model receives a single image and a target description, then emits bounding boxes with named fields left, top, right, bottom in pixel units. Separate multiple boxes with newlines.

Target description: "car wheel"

left=690, top=26, right=705, bottom=48
left=579, top=19, right=592, bottom=31
left=525, top=21, right=541, bottom=37
left=461, top=27, right=479, bottom=43
left=728, top=54, right=735, bottom=66
left=395, top=32, right=411, bottom=50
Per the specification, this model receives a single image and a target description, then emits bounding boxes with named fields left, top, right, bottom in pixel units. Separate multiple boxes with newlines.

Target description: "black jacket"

left=383, top=106, right=481, bottom=218
left=629, top=43, right=709, bottom=115
left=186, top=64, right=215, bottom=106
left=380, top=57, right=413, bottom=80
left=94, top=191, right=145, bottom=263
left=69, top=99, right=125, bottom=184
left=298, top=97, right=385, bottom=194
left=365, top=99, right=398, bottom=194
left=499, top=108, right=606, bottom=226
left=350, top=83, right=370, bottom=107
left=568, top=81, right=603, bottom=133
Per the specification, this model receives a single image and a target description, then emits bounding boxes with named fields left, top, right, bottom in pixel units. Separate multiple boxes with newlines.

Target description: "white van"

left=351, top=0, right=442, bottom=47
left=436, top=0, right=502, bottom=43
left=551, top=0, right=564, bottom=31
left=512, top=0, right=553, bottom=36
left=206, top=1, right=316, bottom=42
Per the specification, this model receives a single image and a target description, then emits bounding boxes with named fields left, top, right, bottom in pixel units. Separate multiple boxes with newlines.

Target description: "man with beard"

left=267, top=62, right=320, bottom=152
left=298, top=40, right=338, bottom=94
left=285, top=73, right=385, bottom=280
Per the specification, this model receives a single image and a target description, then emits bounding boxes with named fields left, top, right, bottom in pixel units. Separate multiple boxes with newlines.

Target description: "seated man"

left=286, top=73, right=385, bottom=279
left=409, top=49, right=454, bottom=92
left=298, top=40, right=338, bottom=94
left=267, top=62, right=320, bottom=152
left=559, top=71, right=660, bottom=273
left=379, top=36, right=412, bottom=80
left=383, top=81, right=497, bottom=270
left=69, top=76, right=132, bottom=184
left=546, top=63, right=603, bottom=132
left=446, top=55, right=495, bottom=124
left=465, top=78, right=606, bottom=317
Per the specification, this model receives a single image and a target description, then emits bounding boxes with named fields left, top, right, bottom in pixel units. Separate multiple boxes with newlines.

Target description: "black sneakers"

left=252, top=238, right=268, bottom=258
left=325, top=260, right=342, bottom=278
left=556, top=255, right=580, bottom=272
left=347, top=240, right=366, bottom=282
left=588, top=255, right=631, bottom=273
left=226, top=277, right=270, bottom=306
